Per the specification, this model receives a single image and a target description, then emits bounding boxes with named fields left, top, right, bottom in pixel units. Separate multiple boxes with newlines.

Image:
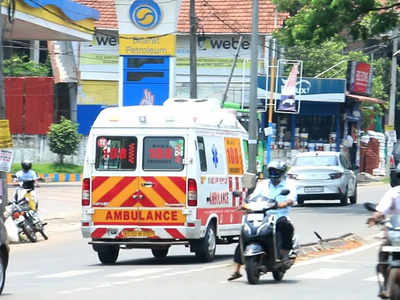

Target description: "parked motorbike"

left=364, top=202, right=400, bottom=299
left=240, top=189, right=298, bottom=284
left=4, top=179, right=48, bottom=242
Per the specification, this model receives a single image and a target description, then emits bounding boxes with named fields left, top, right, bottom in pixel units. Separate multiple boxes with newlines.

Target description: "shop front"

left=258, top=76, right=346, bottom=161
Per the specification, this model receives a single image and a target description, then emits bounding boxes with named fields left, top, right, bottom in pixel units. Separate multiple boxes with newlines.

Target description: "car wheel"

left=151, top=247, right=169, bottom=259
left=97, top=245, right=119, bottom=265
left=349, top=183, right=357, bottom=204
left=340, top=187, right=348, bottom=206
left=194, top=224, right=216, bottom=262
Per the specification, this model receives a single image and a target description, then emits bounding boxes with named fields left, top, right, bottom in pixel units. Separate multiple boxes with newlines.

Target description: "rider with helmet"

left=15, top=160, right=39, bottom=185
left=228, top=159, right=297, bottom=281
left=368, top=167, right=400, bottom=298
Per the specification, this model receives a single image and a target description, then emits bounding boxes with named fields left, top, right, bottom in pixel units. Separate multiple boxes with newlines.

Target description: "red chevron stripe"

left=91, top=228, right=107, bottom=239
left=165, top=228, right=186, bottom=239
left=91, top=176, right=109, bottom=190
left=169, top=176, right=186, bottom=192
left=97, top=177, right=135, bottom=203
left=121, top=196, right=156, bottom=207
left=142, top=176, right=181, bottom=205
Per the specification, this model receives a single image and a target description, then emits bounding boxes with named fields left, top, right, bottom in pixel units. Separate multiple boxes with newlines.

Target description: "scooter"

left=241, top=189, right=298, bottom=284
left=364, top=202, right=400, bottom=299
left=5, top=179, right=48, bottom=242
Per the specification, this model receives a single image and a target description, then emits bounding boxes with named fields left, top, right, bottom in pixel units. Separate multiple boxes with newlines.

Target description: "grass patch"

left=382, top=177, right=390, bottom=184
left=11, top=163, right=83, bottom=174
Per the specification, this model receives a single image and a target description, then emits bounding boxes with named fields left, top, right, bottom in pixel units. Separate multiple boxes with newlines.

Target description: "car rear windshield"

left=95, top=136, right=137, bottom=170
left=143, top=137, right=185, bottom=171
left=294, top=156, right=338, bottom=167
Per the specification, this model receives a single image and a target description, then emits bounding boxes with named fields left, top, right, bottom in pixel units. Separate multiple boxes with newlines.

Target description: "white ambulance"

left=81, top=98, right=250, bottom=264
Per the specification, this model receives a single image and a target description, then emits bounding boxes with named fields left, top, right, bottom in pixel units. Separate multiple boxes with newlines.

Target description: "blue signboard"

left=258, top=76, right=346, bottom=103
left=122, top=56, right=170, bottom=106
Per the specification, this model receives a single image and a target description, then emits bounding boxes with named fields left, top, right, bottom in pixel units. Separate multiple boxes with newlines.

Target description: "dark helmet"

left=21, top=160, right=32, bottom=172
left=267, top=159, right=287, bottom=180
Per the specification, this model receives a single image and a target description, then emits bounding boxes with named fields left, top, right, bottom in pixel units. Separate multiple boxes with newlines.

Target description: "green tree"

left=48, top=117, right=81, bottom=164
left=272, top=0, right=399, bottom=46
left=3, top=55, right=51, bottom=77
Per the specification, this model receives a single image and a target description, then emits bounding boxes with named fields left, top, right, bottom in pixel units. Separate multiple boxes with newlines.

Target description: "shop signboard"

left=258, top=76, right=346, bottom=105
left=346, top=61, right=373, bottom=96
left=80, top=32, right=119, bottom=81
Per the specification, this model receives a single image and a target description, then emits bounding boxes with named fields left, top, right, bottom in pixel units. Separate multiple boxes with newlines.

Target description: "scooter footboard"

left=244, top=243, right=264, bottom=257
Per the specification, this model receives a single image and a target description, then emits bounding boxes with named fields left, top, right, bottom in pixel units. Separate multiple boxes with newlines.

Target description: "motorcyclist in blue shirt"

left=228, top=159, right=297, bottom=281
left=15, top=160, right=39, bottom=185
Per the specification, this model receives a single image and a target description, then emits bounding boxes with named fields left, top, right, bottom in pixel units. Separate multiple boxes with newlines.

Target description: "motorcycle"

left=4, top=179, right=48, bottom=242
left=240, top=189, right=298, bottom=284
left=364, top=202, right=400, bottom=299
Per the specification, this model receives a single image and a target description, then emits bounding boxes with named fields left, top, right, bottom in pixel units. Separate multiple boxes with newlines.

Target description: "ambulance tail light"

left=188, top=179, right=197, bottom=207
left=82, top=178, right=91, bottom=206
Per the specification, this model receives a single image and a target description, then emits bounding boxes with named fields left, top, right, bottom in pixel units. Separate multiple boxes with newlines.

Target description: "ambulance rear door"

left=135, top=134, right=188, bottom=235
left=90, top=135, right=141, bottom=232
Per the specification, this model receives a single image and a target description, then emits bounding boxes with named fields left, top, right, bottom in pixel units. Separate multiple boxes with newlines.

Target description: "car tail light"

left=82, top=178, right=90, bottom=206
left=287, top=173, right=298, bottom=180
left=329, top=173, right=343, bottom=179
left=188, top=179, right=197, bottom=206
left=390, top=155, right=396, bottom=168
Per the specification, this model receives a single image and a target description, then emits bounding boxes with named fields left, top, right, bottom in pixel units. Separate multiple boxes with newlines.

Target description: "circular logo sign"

left=129, top=0, right=162, bottom=30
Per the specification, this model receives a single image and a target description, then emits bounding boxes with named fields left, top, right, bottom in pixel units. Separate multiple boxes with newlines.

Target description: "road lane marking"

left=106, top=268, right=170, bottom=278
left=364, top=276, right=378, bottom=281
left=8, top=271, right=37, bottom=277
left=38, top=269, right=101, bottom=278
left=296, top=268, right=353, bottom=279
left=294, top=241, right=381, bottom=268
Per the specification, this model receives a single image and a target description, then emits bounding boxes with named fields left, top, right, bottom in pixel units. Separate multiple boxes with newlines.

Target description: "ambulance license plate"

left=123, top=229, right=155, bottom=238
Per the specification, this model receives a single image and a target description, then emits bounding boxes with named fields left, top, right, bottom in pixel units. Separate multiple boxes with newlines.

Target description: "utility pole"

left=389, top=28, right=398, bottom=127
left=248, top=0, right=259, bottom=174
left=0, top=0, right=8, bottom=217
left=221, top=36, right=243, bottom=107
left=189, top=0, right=197, bottom=99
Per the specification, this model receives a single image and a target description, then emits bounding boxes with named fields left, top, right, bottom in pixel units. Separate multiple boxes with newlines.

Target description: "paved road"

left=2, top=182, right=388, bottom=299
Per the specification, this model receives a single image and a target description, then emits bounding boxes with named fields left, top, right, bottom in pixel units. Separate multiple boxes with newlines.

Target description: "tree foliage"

left=272, top=0, right=400, bottom=46
left=48, top=117, right=81, bottom=164
left=3, top=55, right=51, bottom=77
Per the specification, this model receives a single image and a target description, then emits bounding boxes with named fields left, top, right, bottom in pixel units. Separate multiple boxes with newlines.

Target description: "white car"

left=287, top=151, right=357, bottom=205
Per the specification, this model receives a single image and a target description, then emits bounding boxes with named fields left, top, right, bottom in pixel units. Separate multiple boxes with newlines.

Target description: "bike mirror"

left=242, top=172, right=257, bottom=190
left=280, top=189, right=290, bottom=196
left=364, top=202, right=377, bottom=212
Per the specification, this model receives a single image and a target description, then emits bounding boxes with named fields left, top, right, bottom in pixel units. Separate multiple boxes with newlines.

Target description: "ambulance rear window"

left=143, top=137, right=184, bottom=171
left=95, top=136, right=137, bottom=170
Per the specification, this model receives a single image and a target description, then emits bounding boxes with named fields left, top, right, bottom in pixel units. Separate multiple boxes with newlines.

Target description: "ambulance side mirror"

left=242, top=172, right=257, bottom=190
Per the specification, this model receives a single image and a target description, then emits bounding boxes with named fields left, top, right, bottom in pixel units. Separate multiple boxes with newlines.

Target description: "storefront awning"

left=346, top=93, right=385, bottom=104
left=1, top=0, right=99, bottom=41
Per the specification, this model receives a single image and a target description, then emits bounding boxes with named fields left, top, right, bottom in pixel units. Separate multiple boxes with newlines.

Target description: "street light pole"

left=389, top=29, right=398, bottom=127
left=248, top=0, right=259, bottom=174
